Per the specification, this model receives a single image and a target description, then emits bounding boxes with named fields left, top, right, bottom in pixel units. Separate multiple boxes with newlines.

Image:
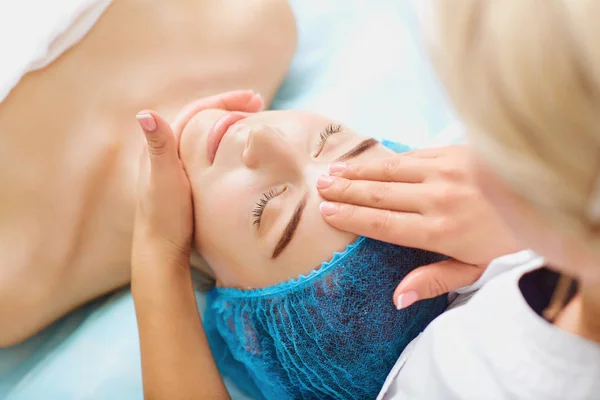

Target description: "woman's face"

left=178, top=108, right=394, bottom=289
left=472, top=153, right=600, bottom=284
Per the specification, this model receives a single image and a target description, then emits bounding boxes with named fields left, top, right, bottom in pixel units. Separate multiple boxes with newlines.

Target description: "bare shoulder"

left=0, top=0, right=299, bottom=346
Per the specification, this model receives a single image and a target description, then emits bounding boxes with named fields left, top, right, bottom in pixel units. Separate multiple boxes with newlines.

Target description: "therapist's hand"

left=132, top=90, right=264, bottom=268
left=317, top=146, right=521, bottom=308
left=132, top=109, right=194, bottom=269
left=131, top=90, right=263, bottom=400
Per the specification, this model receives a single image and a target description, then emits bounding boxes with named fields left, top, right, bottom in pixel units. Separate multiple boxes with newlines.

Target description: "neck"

left=554, top=282, right=600, bottom=343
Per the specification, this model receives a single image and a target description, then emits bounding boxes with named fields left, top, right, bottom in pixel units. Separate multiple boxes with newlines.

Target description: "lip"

left=206, top=112, right=247, bottom=163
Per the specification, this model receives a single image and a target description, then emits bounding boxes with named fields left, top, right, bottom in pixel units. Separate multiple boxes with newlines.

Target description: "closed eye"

left=252, top=187, right=286, bottom=227
left=314, top=123, right=342, bottom=157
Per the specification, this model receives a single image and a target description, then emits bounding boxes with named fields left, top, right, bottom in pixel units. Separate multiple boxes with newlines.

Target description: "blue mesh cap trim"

left=205, top=237, right=448, bottom=400
left=203, top=139, right=446, bottom=400
left=381, top=139, right=411, bottom=154
left=212, top=236, right=368, bottom=298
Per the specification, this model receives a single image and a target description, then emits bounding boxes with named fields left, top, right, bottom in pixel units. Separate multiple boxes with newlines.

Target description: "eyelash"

left=252, top=188, right=280, bottom=226
left=315, top=123, right=342, bottom=155
left=253, top=123, right=341, bottom=227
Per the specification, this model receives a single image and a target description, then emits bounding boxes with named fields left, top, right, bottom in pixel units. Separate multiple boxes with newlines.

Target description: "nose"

left=243, top=124, right=301, bottom=172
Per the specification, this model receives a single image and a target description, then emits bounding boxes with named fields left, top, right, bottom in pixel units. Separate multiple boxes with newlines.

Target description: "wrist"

left=131, top=253, right=193, bottom=300
left=132, top=249, right=190, bottom=272
left=132, top=231, right=191, bottom=266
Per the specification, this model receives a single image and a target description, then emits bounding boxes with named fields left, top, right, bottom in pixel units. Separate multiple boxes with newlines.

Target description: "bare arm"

left=132, top=255, right=229, bottom=400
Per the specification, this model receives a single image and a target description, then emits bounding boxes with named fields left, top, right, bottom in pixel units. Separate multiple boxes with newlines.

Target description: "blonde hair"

left=427, top=0, right=600, bottom=249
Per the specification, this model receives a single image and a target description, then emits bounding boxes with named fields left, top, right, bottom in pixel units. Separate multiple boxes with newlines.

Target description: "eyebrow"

left=270, top=138, right=379, bottom=259
left=271, top=193, right=308, bottom=259
left=334, top=138, right=379, bottom=162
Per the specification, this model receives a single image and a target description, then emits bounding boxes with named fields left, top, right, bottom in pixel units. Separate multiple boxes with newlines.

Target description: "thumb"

left=136, top=111, right=179, bottom=168
left=393, top=259, right=483, bottom=310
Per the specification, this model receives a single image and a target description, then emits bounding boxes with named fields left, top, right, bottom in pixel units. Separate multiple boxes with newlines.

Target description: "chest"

left=0, top=0, right=295, bottom=274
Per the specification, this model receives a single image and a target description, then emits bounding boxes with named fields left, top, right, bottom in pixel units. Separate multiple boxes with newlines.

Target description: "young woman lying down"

left=0, top=0, right=458, bottom=346
left=131, top=101, right=449, bottom=399
left=0, top=1, right=515, bottom=397
left=0, top=0, right=297, bottom=345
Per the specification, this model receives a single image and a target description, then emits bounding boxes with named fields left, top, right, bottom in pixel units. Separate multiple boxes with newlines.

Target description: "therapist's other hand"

left=317, top=146, right=521, bottom=307
left=132, top=90, right=264, bottom=268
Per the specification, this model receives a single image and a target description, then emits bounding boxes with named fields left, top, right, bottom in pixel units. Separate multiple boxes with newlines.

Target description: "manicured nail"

left=249, top=93, right=264, bottom=111
left=136, top=113, right=157, bottom=132
left=319, top=201, right=339, bottom=216
left=329, top=162, right=346, bottom=175
left=317, top=175, right=334, bottom=189
left=395, top=291, right=418, bottom=310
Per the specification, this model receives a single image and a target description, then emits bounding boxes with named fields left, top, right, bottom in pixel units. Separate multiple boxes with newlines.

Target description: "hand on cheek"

left=316, top=146, right=522, bottom=306
left=131, top=90, right=265, bottom=270
left=132, top=110, right=194, bottom=269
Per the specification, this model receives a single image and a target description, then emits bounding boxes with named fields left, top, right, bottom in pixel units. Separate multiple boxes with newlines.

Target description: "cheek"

left=192, top=172, right=251, bottom=249
left=472, top=155, right=586, bottom=272
left=194, top=191, right=236, bottom=257
left=473, top=156, right=521, bottom=230
left=191, top=169, right=272, bottom=287
left=509, top=200, right=600, bottom=279
left=473, top=155, right=546, bottom=250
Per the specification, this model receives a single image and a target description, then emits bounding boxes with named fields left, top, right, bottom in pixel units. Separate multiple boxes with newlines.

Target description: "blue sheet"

left=0, top=1, right=458, bottom=399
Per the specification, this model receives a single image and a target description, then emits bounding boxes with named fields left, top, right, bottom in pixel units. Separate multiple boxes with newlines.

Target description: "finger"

left=399, top=147, right=442, bottom=159
left=200, top=90, right=265, bottom=113
left=319, top=202, right=431, bottom=248
left=136, top=111, right=180, bottom=169
left=185, top=90, right=264, bottom=114
left=172, top=90, right=264, bottom=134
left=138, top=144, right=150, bottom=182
left=393, top=259, right=483, bottom=309
left=329, top=155, right=429, bottom=183
left=317, top=176, right=424, bottom=213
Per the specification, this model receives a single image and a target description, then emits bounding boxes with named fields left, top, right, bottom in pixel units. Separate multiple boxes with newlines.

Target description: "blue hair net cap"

left=380, top=139, right=411, bottom=154
left=204, top=237, right=448, bottom=399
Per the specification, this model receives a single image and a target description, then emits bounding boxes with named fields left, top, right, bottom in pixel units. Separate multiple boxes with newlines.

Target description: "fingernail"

left=136, top=113, right=157, bottom=132
left=319, top=201, right=339, bottom=216
left=251, top=93, right=264, bottom=110
left=395, top=291, right=418, bottom=310
left=317, top=175, right=334, bottom=189
left=329, top=162, right=346, bottom=175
